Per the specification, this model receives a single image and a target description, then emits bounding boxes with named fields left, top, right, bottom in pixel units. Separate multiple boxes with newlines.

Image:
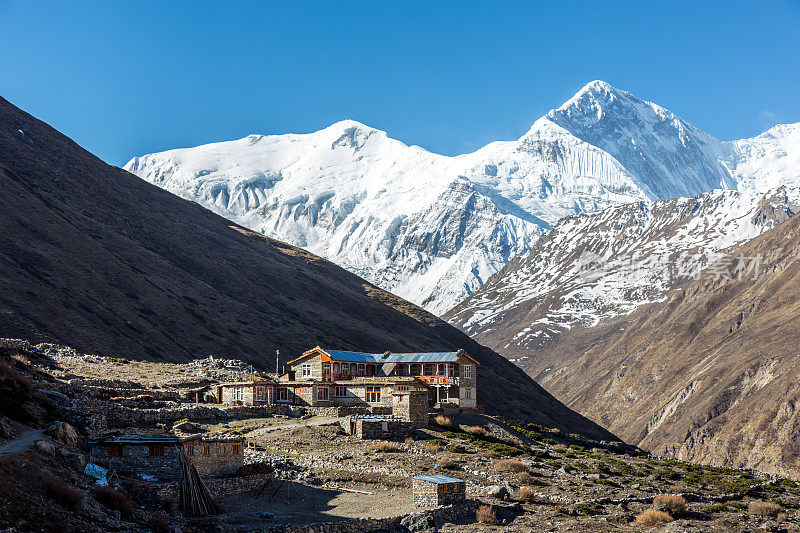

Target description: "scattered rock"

left=400, top=512, right=436, bottom=531
left=487, top=485, right=509, bottom=500
left=34, top=439, right=56, bottom=454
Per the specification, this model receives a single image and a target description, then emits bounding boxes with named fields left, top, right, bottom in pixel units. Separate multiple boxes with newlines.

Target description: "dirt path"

left=247, top=416, right=344, bottom=437
left=0, top=428, right=45, bottom=455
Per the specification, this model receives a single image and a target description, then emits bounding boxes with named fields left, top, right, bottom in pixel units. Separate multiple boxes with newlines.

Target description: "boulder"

left=400, top=512, right=436, bottom=532
left=486, top=485, right=509, bottom=500
left=35, top=440, right=56, bottom=454
left=45, top=421, right=79, bottom=447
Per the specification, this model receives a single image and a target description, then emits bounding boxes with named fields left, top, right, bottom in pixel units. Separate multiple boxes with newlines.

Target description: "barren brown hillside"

left=540, top=214, right=800, bottom=475
left=0, top=96, right=613, bottom=438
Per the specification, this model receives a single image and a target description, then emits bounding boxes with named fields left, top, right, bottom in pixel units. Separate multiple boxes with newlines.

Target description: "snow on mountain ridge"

left=125, top=81, right=800, bottom=315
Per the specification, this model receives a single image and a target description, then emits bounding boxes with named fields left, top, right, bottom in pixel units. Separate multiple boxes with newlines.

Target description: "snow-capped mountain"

left=445, top=186, right=800, bottom=376
left=125, top=81, right=799, bottom=315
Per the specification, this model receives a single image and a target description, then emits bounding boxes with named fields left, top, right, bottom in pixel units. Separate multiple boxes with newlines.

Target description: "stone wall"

left=392, top=391, right=429, bottom=427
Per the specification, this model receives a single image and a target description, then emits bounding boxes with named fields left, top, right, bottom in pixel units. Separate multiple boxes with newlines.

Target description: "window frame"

left=301, top=364, right=312, bottom=378
left=335, top=385, right=347, bottom=397
left=365, top=386, right=381, bottom=404
left=317, top=387, right=329, bottom=401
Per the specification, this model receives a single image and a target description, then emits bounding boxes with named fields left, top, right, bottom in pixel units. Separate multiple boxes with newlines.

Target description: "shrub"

left=372, top=442, right=401, bottom=453
left=634, top=509, right=673, bottom=527
left=515, top=471, right=540, bottom=486
left=404, top=436, right=415, bottom=445
left=93, top=486, right=135, bottom=519
left=422, top=439, right=446, bottom=453
left=41, top=475, right=84, bottom=509
left=475, top=504, right=496, bottom=525
left=512, top=486, right=538, bottom=503
left=572, top=502, right=602, bottom=515
left=494, top=459, right=528, bottom=473
left=702, top=504, right=727, bottom=514
left=437, top=456, right=458, bottom=470
left=653, top=494, right=687, bottom=517
left=434, top=415, right=453, bottom=428
left=464, top=425, right=488, bottom=436
left=748, top=500, right=782, bottom=518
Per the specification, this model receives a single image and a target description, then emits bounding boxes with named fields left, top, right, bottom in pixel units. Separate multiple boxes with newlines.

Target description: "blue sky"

left=1, top=1, right=798, bottom=166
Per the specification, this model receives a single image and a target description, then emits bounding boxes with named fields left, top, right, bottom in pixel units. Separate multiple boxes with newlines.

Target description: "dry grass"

left=40, top=475, right=84, bottom=509
left=434, top=415, right=453, bottom=428
left=748, top=500, right=782, bottom=518
left=93, top=486, right=134, bottom=519
left=463, top=425, right=488, bottom=436
left=512, top=486, right=538, bottom=503
left=371, top=441, right=401, bottom=453
left=476, top=504, right=496, bottom=525
left=634, top=509, right=673, bottom=527
left=653, top=494, right=687, bottom=516
left=494, top=458, right=528, bottom=473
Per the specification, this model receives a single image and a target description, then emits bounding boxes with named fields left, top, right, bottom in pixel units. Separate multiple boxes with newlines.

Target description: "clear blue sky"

left=1, top=1, right=798, bottom=166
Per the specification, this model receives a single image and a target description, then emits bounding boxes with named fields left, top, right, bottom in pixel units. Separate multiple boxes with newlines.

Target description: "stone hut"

left=89, top=434, right=245, bottom=480
left=341, top=415, right=415, bottom=440
left=412, top=475, right=466, bottom=506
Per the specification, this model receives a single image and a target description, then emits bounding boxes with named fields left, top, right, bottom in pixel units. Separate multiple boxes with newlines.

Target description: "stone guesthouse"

left=89, top=435, right=245, bottom=480
left=216, top=347, right=479, bottom=410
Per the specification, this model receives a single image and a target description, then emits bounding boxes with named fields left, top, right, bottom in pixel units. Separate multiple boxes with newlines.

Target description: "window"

left=335, top=385, right=347, bottom=397
left=106, top=445, right=123, bottom=458
left=357, top=363, right=365, bottom=376
left=255, top=386, right=266, bottom=401
left=366, top=386, right=381, bottom=403
left=410, top=364, right=421, bottom=376
left=423, top=364, right=435, bottom=376
left=366, top=365, right=375, bottom=376
left=219, top=444, right=227, bottom=456
left=397, top=385, right=411, bottom=392
left=463, top=365, right=473, bottom=379
left=341, top=364, right=349, bottom=376
left=323, top=364, right=331, bottom=380
left=301, top=364, right=312, bottom=378
left=277, top=387, right=288, bottom=402
left=202, top=445, right=211, bottom=456
left=148, top=444, right=165, bottom=457
left=463, top=388, right=473, bottom=399
left=186, top=444, right=195, bottom=457
left=232, top=444, right=240, bottom=455
left=317, top=387, right=329, bottom=401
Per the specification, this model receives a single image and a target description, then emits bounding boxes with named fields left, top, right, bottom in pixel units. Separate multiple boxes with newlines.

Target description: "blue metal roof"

left=324, top=349, right=462, bottom=364
left=414, top=475, right=465, bottom=484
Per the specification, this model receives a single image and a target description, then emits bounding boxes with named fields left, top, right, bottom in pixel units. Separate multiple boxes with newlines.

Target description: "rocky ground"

left=3, top=340, right=800, bottom=532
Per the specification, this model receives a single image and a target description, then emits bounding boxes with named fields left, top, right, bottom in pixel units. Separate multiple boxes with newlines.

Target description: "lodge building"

left=216, top=347, right=479, bottom=409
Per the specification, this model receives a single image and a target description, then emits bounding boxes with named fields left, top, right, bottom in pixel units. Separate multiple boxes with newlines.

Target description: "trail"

left=0, top=427, right=45, bottom=455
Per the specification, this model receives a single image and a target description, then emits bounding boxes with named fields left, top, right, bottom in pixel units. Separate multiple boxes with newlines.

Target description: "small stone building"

left=412, top=475, right=466, bottom=507
left=341, top=415, right=415, bottom=440
left=89, top=435, right=245, bottom=480
left=217, top=380, right=274, bottom=405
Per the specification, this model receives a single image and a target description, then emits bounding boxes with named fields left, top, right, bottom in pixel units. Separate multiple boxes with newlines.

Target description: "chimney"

left=382, top=351, right=391, bottom=359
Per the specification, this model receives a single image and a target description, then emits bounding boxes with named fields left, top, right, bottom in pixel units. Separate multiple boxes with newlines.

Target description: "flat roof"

left=414, top=475, right=465, bottom=484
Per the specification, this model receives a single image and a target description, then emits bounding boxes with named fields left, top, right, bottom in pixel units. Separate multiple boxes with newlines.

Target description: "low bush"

left=464, top=425, right=487, bottom=436
left=515, top=471, right=541, bottom=486
left=653, top=494, right=687, bottom=517
left=475, top=504, right=496, bottom=525
left=572, top=502, right=602, bottom=515
left=512, top=486, right=538, bottom=503
left=371, top=441, right=401, bottom=453
left=437, top=456, right=458, bottom=470
left=41, top=475, right=84, bottom=509
left=494, top=459, right=528, bottom=473
left=93, top=486, right=135, bottom=519
left=434, top=415, right=453, bottom=428
left=702, top=504, right=727, bottom=514
left=748, top=500, right=782, bottom=518
left=634, top=509, right=673, bottom=527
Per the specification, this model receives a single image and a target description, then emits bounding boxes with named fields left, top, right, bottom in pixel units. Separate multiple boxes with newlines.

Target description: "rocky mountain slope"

left=446, top=186, right=800, bottom=378
left=0, top=95, right=615, bottom=437
left=537, top=213, right=800, bottom=476
left=124, top=81, right=799, bottom=315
